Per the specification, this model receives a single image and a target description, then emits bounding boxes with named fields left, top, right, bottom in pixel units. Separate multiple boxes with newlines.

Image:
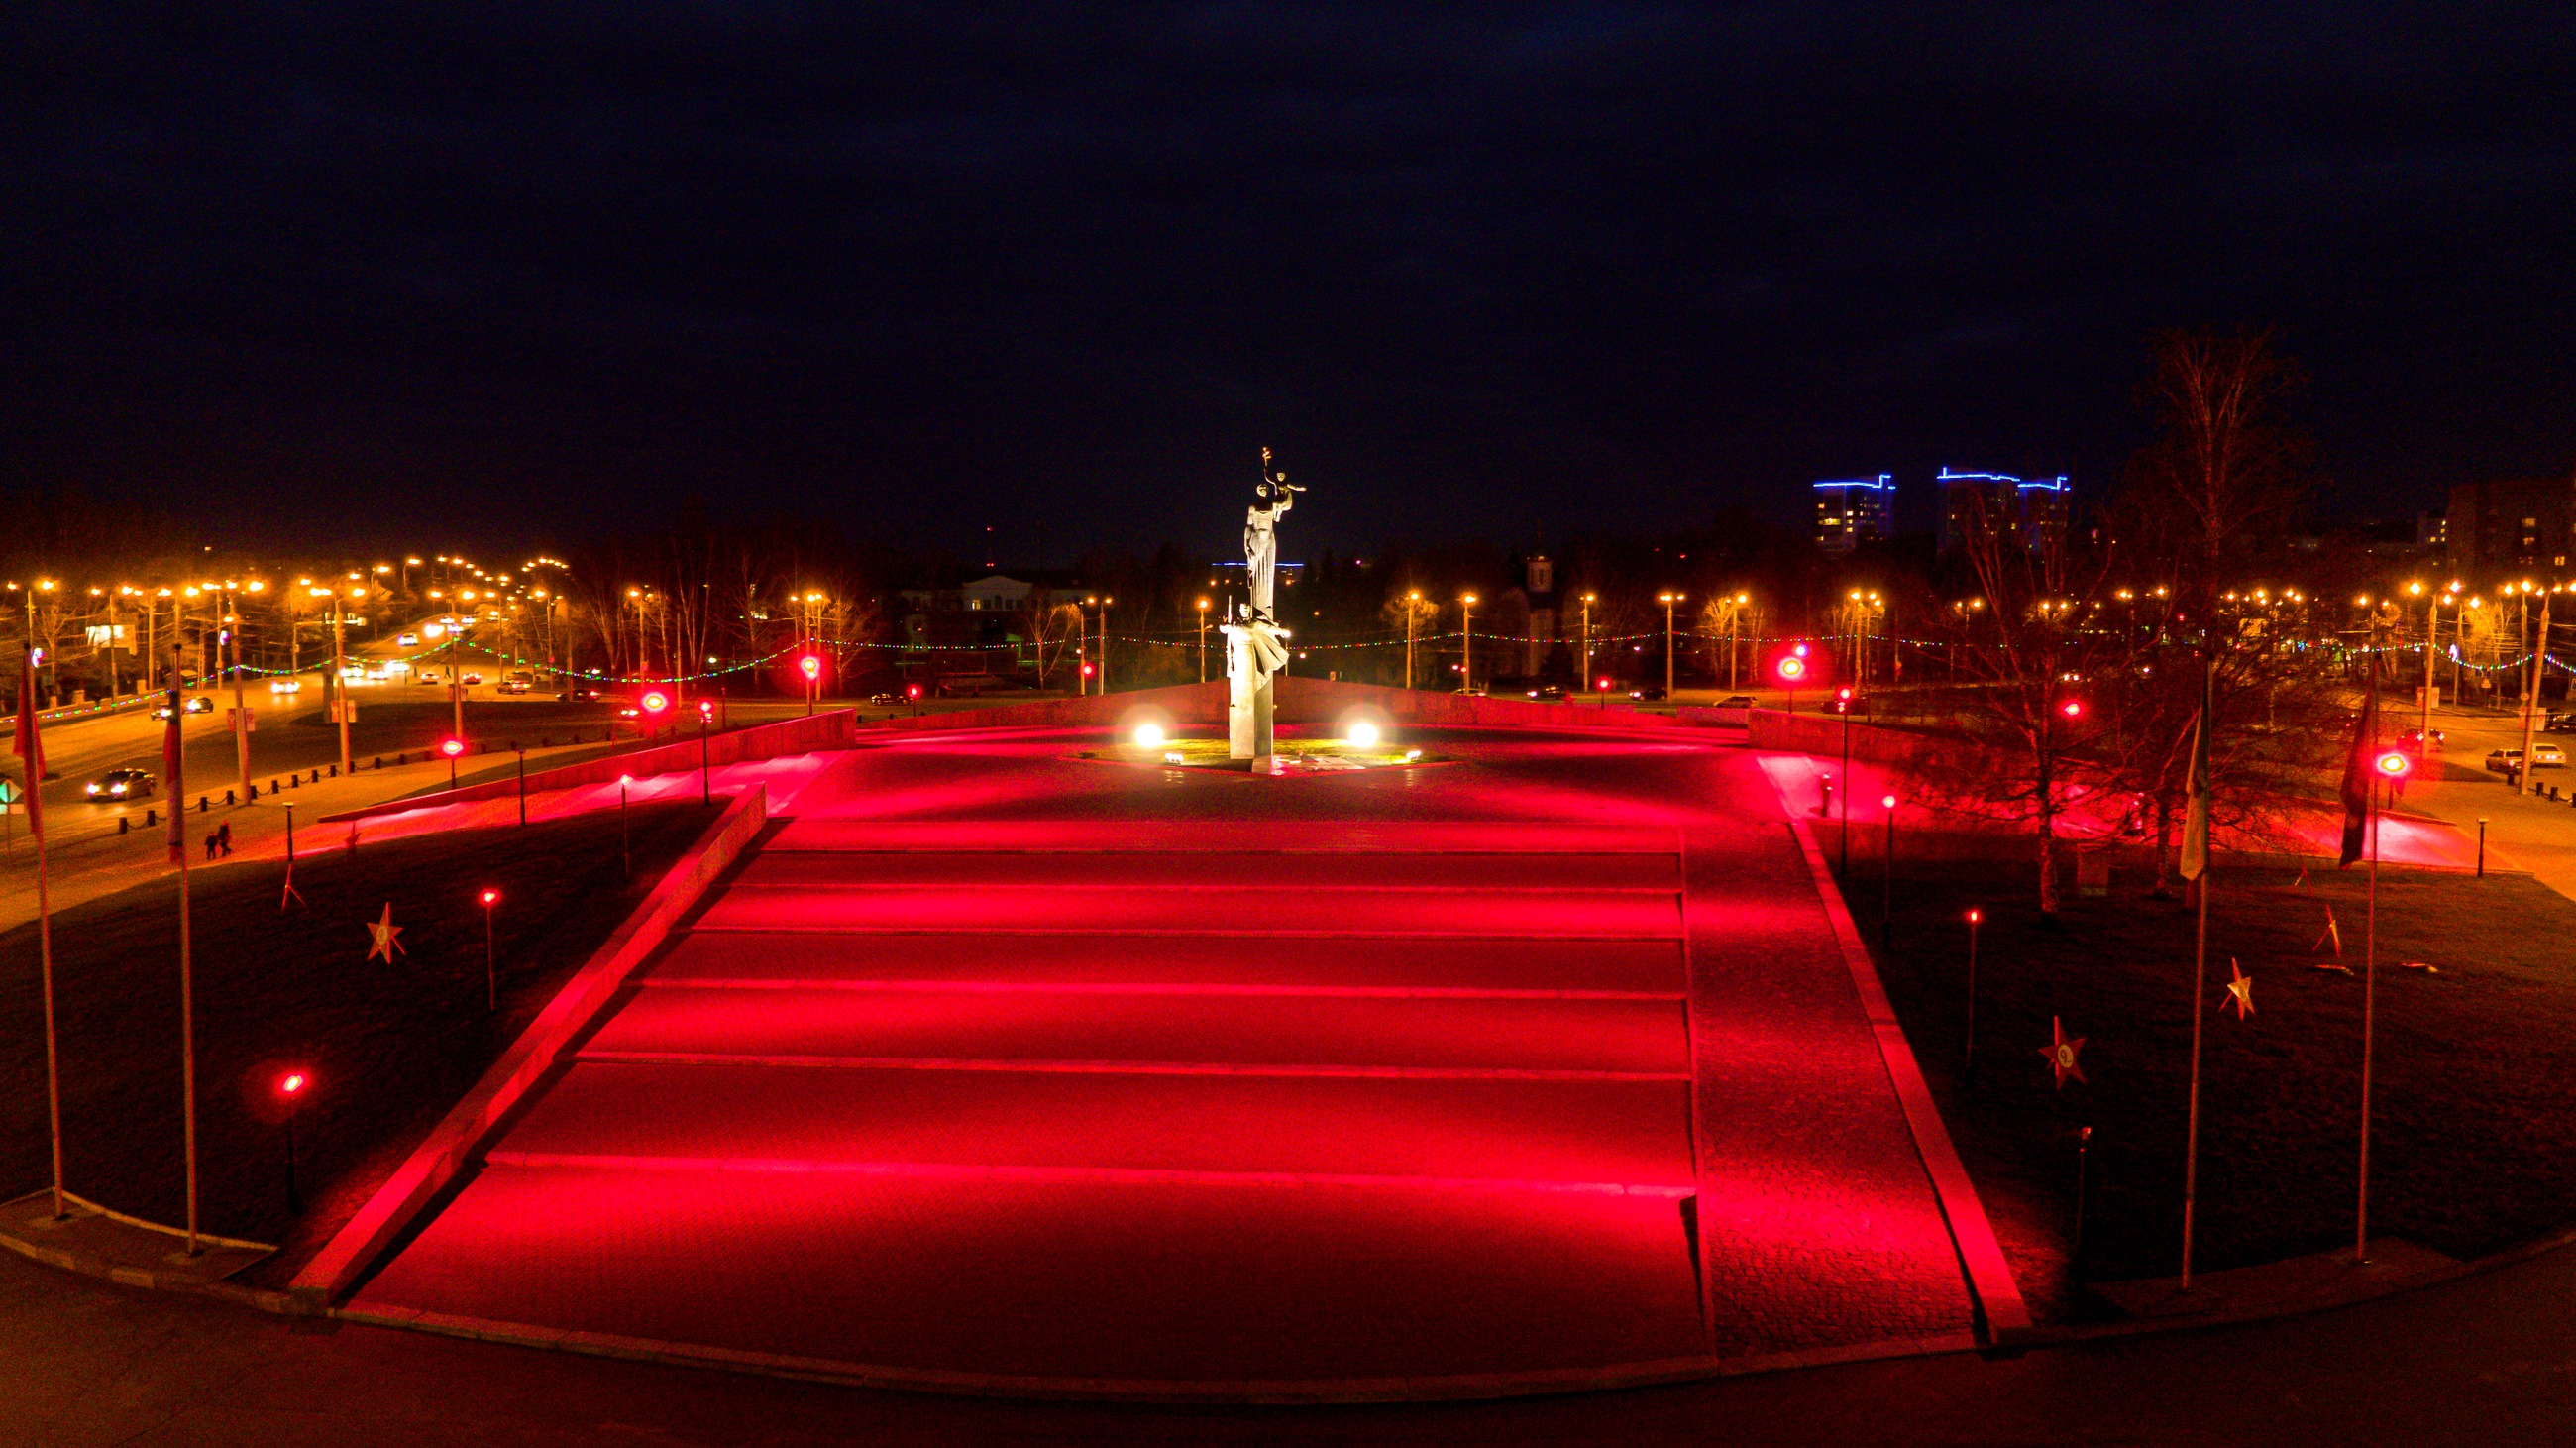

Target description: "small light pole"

left=698, top=700, right=714, bottom=803
left=2477, top=816, right=2489, bottom=877
left=1406, top=591, right=1423, bottom=691
left=441, top=736, right=464, bottom=790
left=279, top=1071, right=306, bottom=1213
left=1460, top=594, right=1478, bottom=693
left=1964, top=907, right=1982, bottom=1072
left=480, top=888, right=499, bottom=1010
left=617, top=775, right=632, bottom=880
left=1778, top=649, right=1807, bottom=717
left=1580, top=593, right=1595, bottom=702
left=515, top=747, right=527, bottom=827
left=1197, top=598, right=1211, bottom=684
left=1838, top=686, right=1855, bottom=875
left=799, top=653, right=820, bottom=716
left=1659, top=591, right=1682, bottom=699
left=1880, top=794, right=1897, bottom=952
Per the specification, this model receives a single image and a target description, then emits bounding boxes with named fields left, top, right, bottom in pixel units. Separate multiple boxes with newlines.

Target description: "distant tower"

left=1938, top=469, right=2071, bottom=553
left=1814, top=476, right=1893, bottom=555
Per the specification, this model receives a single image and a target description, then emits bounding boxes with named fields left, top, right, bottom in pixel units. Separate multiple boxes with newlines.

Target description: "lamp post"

left=1964, top=907, right=1982, bottom=1071
left=1838, top=685, right=1855, bottom=875
left=1659, top=592, right=1681, bottom=699
left=1880, top=793, right=1897, bottom=952
left=1459, top=595, right=1478, bottom=693
left=2409, top=581, right=2433, bottom=745
left=618, top=775, right=632, bottom=879
left=440, top=736, right=464, bottom=791
left=698, top=699, right=714, bottom=803
left=226, top=580, right=263, bottom=804
left=1579, top=593, right=1595, bottom=700
left=2358, top=744, right=2411, bottom=1265
left=279, top=1071, right=306, bottom=1212
left=1197, top=598, right=1211, bottom=684
left=1729, top=591, right=1749, bottom=691
left=480, top=889, right=499, bottom=1011
left=2521, top=585, right=2552, bottom=796
left=1407, top=591, right=1424, bottom=691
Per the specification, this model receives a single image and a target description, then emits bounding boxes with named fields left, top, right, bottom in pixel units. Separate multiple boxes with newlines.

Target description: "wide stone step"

left=497, top=1060, right=1697, bottom=1188
left=692, top=882, right=1681, bottom=937
left=353, top=1164, right=1708, bottom=1386
left=584, top=987, right=1691, bottom=1076
left=735, top=850, right=1680, bottom=891
left=640, top=932, right=1687, bottom=996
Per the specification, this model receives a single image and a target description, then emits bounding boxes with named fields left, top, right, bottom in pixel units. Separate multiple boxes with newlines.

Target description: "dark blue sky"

left=7, top=4, right=2573, bottom=561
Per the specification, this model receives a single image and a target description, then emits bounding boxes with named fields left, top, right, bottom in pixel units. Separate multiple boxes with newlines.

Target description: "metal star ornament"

left=366, top=903, right=406, bottom=963
left=2222, top=959, right=2256, bottom=1021
left=2040, top=1016, right=2086, bottom=1089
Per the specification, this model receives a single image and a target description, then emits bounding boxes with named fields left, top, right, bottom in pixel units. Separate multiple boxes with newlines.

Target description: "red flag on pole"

left=12, top=652, right=42, bottom=841
left=163, top=681, right=185, bottom=857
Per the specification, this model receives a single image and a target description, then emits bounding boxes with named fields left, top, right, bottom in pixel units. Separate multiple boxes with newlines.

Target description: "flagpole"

left=165, top=657, right=198, bottom=1257
left=2180, top=659, right=2215, bottom=1290
left=2357, top=646, right=2383, bottom=1268
left=22, top=651, right=64, bottom=1219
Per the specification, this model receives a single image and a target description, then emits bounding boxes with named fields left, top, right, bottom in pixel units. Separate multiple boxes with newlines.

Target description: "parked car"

left=1627, top=684, right=1666, bottom=702
left=2548, top=712, right=2576, bottom=733
left=868, top=692, right=898, bottom=705
left=2487, top=744, right=2568, bottom=773
left=1714, top=695, right=1757, bottom=709
left=84, top=768, right=156, bottom=801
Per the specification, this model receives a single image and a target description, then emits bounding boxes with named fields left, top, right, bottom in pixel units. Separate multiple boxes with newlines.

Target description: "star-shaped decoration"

left=2222, top=959, right=2256, bottom=1021
left=366, top=903, right=406, bottom=963
left=2039, top=1015, right=2086, bottom=1089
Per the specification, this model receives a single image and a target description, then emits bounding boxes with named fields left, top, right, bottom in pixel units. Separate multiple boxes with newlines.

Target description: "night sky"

left=8, top=4, right=2574, bottom=561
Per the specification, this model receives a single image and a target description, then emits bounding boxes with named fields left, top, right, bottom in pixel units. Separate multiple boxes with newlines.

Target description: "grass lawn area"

left=0, top=800, right=719, bottom=1287
left=1857, top=838, right=2576, bottom=1320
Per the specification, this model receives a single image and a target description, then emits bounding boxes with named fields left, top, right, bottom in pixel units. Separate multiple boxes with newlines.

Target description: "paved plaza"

left=330, top=718, right=2004, bottom=1394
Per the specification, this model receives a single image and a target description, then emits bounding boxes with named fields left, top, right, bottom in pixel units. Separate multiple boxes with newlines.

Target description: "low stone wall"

left=321, top=710, right=856, bottom=822
left=854, top=677, right=1715, bottom=734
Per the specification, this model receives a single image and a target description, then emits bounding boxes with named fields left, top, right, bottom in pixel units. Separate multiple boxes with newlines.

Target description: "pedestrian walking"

left=216, top=822, right=232, bottom=856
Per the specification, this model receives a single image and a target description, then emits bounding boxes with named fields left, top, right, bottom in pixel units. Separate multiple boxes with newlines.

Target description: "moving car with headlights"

left=497, top=671, right=534, bottom=694
left=150, top=696, right=213, bottom=720
left=84, top=768, right=156, bottom=801
left=557, top=683, right=604, bottom=702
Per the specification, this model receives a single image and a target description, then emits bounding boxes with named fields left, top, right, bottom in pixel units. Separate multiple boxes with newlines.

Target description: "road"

left=2393, top=700, right=2576, bottom=899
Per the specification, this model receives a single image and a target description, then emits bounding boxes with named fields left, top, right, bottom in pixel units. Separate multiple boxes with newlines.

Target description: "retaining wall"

left=321, top=711, right=855, bottom=823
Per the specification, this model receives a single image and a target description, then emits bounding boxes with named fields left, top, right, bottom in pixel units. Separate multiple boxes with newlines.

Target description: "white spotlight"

left=1345, top=721, right=1381, bottom=748
left=1133, top=723, right=1166, bottom=750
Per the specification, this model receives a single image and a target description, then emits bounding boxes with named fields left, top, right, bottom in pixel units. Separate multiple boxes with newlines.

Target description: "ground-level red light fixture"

left=279, top=1070, right=308, bottom=1212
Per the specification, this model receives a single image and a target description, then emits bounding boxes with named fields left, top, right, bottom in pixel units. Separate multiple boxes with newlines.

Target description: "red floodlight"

left=480, top=888, right=499, bottom=906
left=907, top=683, right=923, bottom=700
left=2060, top=699, right=2083, bottom=719
left=798, top=654, right=821, bottom=682
left=698, top=700, right=713, bottom=719
left=1596, top=677, right=1613, bottom=692
left=439, top=737, right=465, bottom=758
left=1966, top=907, right=1983, bottom=925
left=1882, top=794, right=1897, bottom=809
left=640, top=690, right=671, bottom=715
left=1081, top=663, right=1095, bottom=678
left=280, top=1072, right=305, bottom=1096
left=2374, top=749, right=2412, bottom=778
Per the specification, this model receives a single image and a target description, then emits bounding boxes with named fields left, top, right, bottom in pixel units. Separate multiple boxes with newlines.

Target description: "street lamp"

left=1459, top=594, right=1478, bottom=693
left=1407, top=590, right=1425, bottom=691
left=439, top=736, right=465, bottom=790
left=1197, top=598, right=1212, bottom=684
left=278, top=1071, right=307, bottom=1213
left=1579, top=593, right=1596, bottom=701
left=618, top=774, right=632, bottom=879
left=1658, top=592, right=1681, bottom=699
left=479, top=888, right=500, bottom=1011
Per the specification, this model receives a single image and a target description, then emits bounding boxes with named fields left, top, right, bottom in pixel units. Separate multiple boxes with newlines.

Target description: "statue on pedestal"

left=1223, top=449, right=1304, bottom=767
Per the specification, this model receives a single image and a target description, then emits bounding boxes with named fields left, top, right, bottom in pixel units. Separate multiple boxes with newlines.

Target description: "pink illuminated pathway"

left=349, top=725, right=1987, bottom=1393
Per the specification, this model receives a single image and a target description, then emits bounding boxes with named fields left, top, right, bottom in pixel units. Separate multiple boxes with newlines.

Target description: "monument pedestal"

left=1225, top=627, right=1274, bottom=769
